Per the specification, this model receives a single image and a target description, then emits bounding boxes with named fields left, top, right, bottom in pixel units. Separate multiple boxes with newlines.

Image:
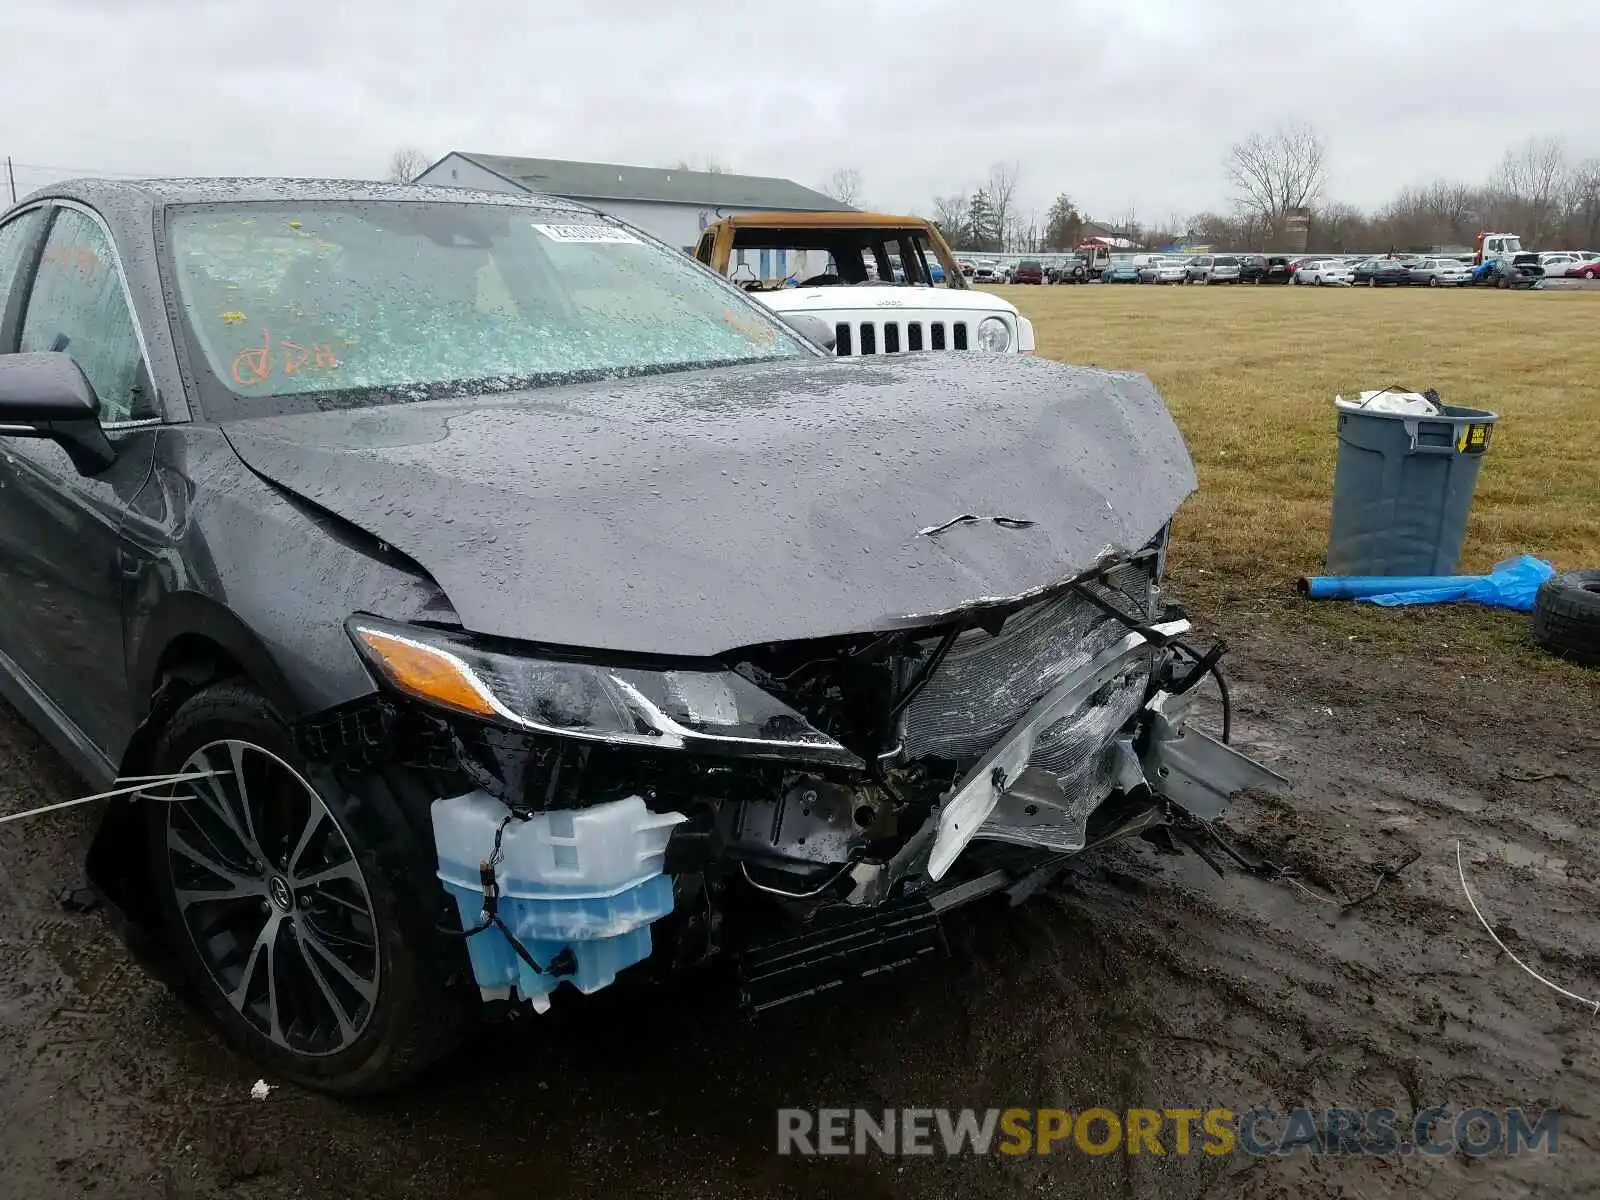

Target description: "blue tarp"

left=1300, top=555, right=1555, bottom=612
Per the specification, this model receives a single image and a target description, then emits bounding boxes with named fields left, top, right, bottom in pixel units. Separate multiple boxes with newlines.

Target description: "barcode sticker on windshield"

left=532, top=223, right=642, bottom=244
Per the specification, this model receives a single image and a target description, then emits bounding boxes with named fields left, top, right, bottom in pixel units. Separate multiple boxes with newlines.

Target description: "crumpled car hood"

left=222, top=354, right=1196, bottom=656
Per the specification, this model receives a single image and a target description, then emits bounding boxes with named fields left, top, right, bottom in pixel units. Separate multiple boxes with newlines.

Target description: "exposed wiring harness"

left=1169, top=637, right=1233, bottom=745
left=1065, top=579, right=1233, bottom=744
left=439, top=815, right=575, bottom=978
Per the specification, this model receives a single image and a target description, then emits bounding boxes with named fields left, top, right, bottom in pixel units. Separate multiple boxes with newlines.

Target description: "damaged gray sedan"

left=0, top=178, right=1280, bottom=1093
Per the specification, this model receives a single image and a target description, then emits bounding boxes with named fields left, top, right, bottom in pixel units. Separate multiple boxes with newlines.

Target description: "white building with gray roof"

left=414, top=152, right=852, bottom=251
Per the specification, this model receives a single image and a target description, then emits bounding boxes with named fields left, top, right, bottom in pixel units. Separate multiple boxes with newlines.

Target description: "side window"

left=693, top=230, right=715, bottom=265
left=19, top=209, right=149, bottom=423
left=0, top=212, right=44, bottom=322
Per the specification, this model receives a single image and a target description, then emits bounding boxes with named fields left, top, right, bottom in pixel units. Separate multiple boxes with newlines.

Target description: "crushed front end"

left=314, top=531, right=1283, bottom=1014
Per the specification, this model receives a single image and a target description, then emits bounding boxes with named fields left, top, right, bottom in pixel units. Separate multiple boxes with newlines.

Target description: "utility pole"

left=4, top=157, right=14, bottom=205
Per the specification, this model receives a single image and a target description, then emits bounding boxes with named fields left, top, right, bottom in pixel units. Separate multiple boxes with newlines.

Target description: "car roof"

left=10, top=176, right=598, bottom=215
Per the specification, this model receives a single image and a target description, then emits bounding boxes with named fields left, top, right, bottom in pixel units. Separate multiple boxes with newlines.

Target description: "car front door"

left=0, top=203, right=160, bottom=764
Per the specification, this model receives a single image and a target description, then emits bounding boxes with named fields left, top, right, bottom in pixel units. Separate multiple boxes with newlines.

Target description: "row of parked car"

left=1073, top=249, right=1600, bottom=287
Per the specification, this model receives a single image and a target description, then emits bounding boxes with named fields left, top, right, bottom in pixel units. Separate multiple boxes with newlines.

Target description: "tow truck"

left=1467, top=231, right=1546, bottom=289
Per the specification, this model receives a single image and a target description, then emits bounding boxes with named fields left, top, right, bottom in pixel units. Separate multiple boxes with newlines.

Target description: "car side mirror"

left=0, top=352, right=117, bottom=474
left=779, top=313, right=837, bottom=353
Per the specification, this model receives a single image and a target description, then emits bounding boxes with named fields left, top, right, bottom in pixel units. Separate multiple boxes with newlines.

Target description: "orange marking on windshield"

left=230, top=329, right=342, bottom=387
left=281, top=339, right=312, bottom=375
left=232, top=328, right=274, bottom=387
left=722, top=307, right=779, bottom=345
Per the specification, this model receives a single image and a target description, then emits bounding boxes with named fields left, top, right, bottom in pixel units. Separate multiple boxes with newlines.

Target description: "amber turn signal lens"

left=352, top=626, right=498, bottom=719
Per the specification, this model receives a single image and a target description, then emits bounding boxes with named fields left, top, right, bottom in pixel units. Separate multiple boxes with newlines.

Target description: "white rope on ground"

left=1455, top=839, right=1600, bottom=1016
left=0, top=770, right=228, bottom=826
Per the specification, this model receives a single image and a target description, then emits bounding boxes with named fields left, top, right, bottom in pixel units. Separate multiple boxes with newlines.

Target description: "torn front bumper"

left=844, top=616, right=1284, bottom=909
left=927, top=618, right=1193, bottom=878
left=743, top=654, right=1284, bottom=1009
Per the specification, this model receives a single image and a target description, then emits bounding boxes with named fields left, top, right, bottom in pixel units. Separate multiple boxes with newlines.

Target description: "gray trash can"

left=1326, top=400, right=1497, bottom=576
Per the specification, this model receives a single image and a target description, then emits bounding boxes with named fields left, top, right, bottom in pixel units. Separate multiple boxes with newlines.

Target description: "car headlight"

left=348, top=617, right=862, bottom=768
left=975, top=316, right=1011, bottom=352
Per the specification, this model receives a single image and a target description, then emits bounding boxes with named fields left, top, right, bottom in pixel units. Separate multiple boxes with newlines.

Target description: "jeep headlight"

left=976, top=316, right=1011, bottom=352
left=348, top=617, right=861, bottom=768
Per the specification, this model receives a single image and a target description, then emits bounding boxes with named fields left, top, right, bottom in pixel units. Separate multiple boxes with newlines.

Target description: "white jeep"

left=693, top=213, right=1035, bottom=357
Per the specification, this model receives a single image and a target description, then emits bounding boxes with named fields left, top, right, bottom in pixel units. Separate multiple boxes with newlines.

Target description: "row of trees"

left=917, top=130, right=1599, bottom=255
left=1196, top=129, right=1600, bottom=253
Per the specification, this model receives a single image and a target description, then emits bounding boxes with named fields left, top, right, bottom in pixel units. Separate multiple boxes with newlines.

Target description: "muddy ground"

left=1, top=612, right=1596, bottom=1199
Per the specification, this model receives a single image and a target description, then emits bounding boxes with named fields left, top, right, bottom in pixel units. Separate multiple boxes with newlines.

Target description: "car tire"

left=1429, top=277, right=1439, bottom=287
left=1531, top=570, right=1600, bottom=667
left=145, top=681, right=476, bottom=1094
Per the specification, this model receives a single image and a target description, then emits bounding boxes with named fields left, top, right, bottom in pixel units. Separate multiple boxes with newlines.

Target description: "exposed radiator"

left=900, top=561, right=1157, bottom=769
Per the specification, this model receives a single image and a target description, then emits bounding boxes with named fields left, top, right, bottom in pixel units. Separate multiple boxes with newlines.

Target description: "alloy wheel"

left=164, top=740, right=380, bottom=1056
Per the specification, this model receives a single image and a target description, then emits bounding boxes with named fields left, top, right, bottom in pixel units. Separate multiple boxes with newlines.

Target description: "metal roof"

left=448, top=153, right=853, bottom=212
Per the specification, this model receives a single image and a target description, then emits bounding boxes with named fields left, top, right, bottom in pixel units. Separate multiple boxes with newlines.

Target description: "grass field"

left=990, top=283, right=1600, bottom=668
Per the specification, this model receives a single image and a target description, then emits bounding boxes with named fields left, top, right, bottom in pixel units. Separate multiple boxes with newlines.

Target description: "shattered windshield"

left=167, top=201, right=808, bottom=414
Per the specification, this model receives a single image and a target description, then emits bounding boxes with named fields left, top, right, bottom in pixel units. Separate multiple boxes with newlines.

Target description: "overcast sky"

left=4, top=0, right=1597, bottom=223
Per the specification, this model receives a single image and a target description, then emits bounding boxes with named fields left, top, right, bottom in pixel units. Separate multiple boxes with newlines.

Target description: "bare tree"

left=984, top=162, right=1020, bottom=252
left=1564, top=157, right=1600, bottom=247
left=1016, top=212, right=1041, bottom=253
left=930, top=194, right=971, bottom=245
left=1421, top=180, right=1479, bottom=245
left=1379, top=185, right=1431, bottom=249
left=819, top=167, right=863, bottom=207
left=1310, top=203, right=1367, bottom=253
left=1491, top=137, right=1568, bottom=244
left=931, top=194, right=968, bottom=227
left=1188, top=211, right=1245, bottom=248
left=1143, top=218, right=1182, bottom=251
left=387, top=146, right=430, bottom=184
left=1225, top=123, right=1328, bottom=240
